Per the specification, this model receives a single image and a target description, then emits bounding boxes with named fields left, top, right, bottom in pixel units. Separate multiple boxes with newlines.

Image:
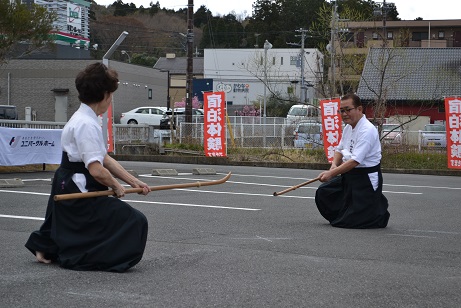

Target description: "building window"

left=340, top=32, right=354, bottom=42
left=372, top=32, right=379, bottom=40
left=387, top=31, right=393, bottom=40
left=412, top=32, right=428, bottom=41
left=438, top=31, right=445, bottom=39
left=356, top=32, right=365, bottom=48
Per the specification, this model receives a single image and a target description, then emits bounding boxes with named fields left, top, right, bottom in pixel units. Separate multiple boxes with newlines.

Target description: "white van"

left=286, top=104, right=319, bottom=124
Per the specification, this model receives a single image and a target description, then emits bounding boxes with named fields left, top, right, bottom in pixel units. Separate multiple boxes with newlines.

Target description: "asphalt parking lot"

left=1, top=161, right=460, bottom=307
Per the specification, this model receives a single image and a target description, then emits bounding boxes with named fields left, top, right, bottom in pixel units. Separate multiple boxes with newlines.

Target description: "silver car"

left=293, top=122, right=323, bottom=149
left=381, top=124, right=404, bottom=146
left=420, top=124, right=447, bottom=148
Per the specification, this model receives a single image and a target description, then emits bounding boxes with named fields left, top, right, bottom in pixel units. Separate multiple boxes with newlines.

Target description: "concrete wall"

left=0, top=59, right=167, bottom=123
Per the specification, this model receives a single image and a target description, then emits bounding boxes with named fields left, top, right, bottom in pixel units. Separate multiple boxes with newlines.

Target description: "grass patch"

left=160, top=141, right=450, bottom=170
left=381, top=151, right=447, bottom=170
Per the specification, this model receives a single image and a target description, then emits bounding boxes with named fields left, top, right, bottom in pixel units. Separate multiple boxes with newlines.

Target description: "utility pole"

left=296, top=28, right=309, bottom=103
left=330, top=2, right=337, bottom=97
left=185, top=0, right=194, bottom=123
left=288, top=28, right=310, bottom=103
left=382, top=0, right=387, bottom=46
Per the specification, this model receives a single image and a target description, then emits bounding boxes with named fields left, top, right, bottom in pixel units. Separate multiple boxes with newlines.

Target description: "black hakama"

left=315, top=165, right=390, bottom=229
left=25, top=153, right=148, bottom=272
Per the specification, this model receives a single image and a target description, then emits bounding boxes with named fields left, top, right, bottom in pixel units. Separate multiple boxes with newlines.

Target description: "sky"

left=96, top=0, right=461, bottom=21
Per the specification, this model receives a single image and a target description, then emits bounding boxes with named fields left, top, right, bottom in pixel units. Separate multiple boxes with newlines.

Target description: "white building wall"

left=204, top=48, right=323, bottom=106
left=34, top=0, right=90, bottom=46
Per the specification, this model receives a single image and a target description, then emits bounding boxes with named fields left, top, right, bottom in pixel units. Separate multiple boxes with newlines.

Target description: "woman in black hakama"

left=26, top=154, right=148, bottom=272
left=25, top=63, right=150, bottom=272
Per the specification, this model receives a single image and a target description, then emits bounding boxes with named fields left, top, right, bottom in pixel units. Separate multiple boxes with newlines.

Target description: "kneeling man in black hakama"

left=315, top=93, right=390, bottom=229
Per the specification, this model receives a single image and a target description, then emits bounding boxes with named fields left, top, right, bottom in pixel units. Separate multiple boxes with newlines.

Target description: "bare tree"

left=238, top=48, right=324, bottom=118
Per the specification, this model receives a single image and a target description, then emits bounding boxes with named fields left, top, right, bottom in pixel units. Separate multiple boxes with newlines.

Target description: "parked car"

left=120, top=107, right=168, bottom=125
left=0, top=105, right=18, bottom=120
left=420, top=124, right=446, bottom=148
left=381, top=124, right=404, bottom=146
left=293, top=121, right=323, bottom=149
left=286, top=104, right=319, bottom=125
left=160, top=108, right=204, bottom=129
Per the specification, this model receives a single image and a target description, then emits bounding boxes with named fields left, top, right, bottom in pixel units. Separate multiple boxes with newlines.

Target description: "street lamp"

left=121, top=50, right=131, bottom=63
left=263, top=39, right=272, bottom=148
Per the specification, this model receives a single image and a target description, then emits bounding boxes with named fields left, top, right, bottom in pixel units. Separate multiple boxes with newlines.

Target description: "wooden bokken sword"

left=54, top=172, right=232, bottom=201
left=273, top=177, right=320, bottom=196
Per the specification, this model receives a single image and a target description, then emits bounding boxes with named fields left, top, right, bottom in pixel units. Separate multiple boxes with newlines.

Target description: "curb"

left=1, top=156, right=460, bottom=177
left=111, top=154, right=461, bottom=177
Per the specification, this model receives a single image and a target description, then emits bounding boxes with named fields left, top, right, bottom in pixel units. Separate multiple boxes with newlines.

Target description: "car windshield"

left=298, top=124, right=321, bottom=134
left=424, top=125, right=445, bottom=132
left=288, top=108, right=307, bottom=116
left=382, top=124, right=400, bottom=132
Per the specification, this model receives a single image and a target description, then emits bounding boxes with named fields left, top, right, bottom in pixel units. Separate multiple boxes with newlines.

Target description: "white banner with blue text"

left=0, top=127, right=62, bottom=166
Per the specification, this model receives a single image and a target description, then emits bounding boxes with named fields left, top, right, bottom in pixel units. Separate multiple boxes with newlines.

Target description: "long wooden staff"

left=54, top=172, right=232, bottom=201
left=273, top=177, right=320, bottom=196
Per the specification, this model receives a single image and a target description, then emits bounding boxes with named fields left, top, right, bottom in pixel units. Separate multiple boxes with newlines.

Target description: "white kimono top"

left=61, top=103, right=107, bottom=192
left=336, top=115, right=382, bottom=189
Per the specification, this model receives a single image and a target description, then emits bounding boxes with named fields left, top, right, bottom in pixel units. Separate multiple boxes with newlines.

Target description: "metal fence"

left=115, top=124, right=151, bottom=143
left=178, top=116, right=298, bottom=148
left=0, top=120, right=66, bottom=129
left=1, top=119, right=448, bottom=153
left=179, top=122, right=298, bottom=149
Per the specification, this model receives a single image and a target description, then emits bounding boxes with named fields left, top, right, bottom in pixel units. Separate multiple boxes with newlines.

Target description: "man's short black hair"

left=341, top=93, right=362, bottom=107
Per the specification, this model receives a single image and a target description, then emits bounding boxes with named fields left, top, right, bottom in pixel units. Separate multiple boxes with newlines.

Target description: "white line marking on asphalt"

left=384, top=184, right=461, bottom=190
left=124, top=199, right=260, bottom=211
left=406, top=229, right=460, bottom=235
left=140, top=173, right=432, bottom=199
left=0, top=190, right=260, bottom=211
left=215, top=173, right=461, bottom=191
left=387, top=234, right=438, bottom=239
left=139, top=175, right=423, bottom=196
left=0, top=189, right=49, bottom=196
left=173, top=188, right=315, bottom=198
left=18, top=175, right=461, bottom=191
left=230, top=235, right=292, bottom=242
left=140, top=174, right=298, bottom=189
left=382, top=190, right=422, bottom=195
left=216, top=173, right=313, bottom=180
left=21, top=179, right=52, bottom=182
left=0, top=214, right=44, bottom=221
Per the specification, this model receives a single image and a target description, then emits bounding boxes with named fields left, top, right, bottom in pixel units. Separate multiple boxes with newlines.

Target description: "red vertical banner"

left=204, top=92, right=227, bottom=157
left=445, top=97, right=461, bottom=169
left=107, top=104, right=114, bottom=153
left=320, top=98, right=342, bottom=163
